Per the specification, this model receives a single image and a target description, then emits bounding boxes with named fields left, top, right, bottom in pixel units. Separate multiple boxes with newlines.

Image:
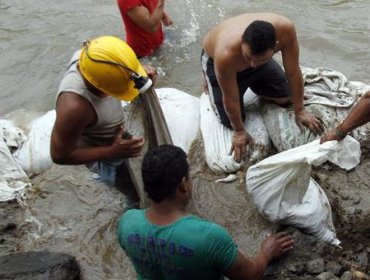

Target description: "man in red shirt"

left=118, top=0, right=173, bottom=57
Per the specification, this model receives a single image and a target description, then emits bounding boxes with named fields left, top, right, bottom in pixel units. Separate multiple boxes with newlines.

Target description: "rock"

left=352, top=270, right=369, bottom=280
left=352, top=195, right=361, bottom=205
left=355, top=244, right=365, bottom=253
left=342, top=250, right=354, bottom=258
left=353, top=252, right=368, bottom=270
left=317, top=272, right=339, bottom=280
left=345, top=207, right=356, bottom=215
left=285, top=262, right=305, bottom=274
left=0, top=251, right=80, bottom=280
left=340, top=271, right=352, bottom=280
left=306, top=258, right=325, bottom=274
left=326, top=260, right=343, bottom=276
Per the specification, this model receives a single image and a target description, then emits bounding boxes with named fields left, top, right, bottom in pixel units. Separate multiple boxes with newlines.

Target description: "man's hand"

left=260, top=232, right=293, bottom=262
left=231, top=130, right=253, bottom=163
left=295, top=109, right=324, bottom=136
left=162, top=11, right=173, bottom=26
left=111, top=127, right=145, bottom=158
left=320, top=127, right=343, bottom=144
left=143, top=65, right=158, bottom=85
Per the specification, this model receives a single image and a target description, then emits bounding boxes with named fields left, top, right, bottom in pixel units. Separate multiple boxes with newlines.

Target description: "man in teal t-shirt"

left=117, top=145, right=293, bottom=280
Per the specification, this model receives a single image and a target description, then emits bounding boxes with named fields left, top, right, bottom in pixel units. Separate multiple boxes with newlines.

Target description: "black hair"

left=242, top=20, right=276, bottom=54
left=142, top=145, right=189, bottom=203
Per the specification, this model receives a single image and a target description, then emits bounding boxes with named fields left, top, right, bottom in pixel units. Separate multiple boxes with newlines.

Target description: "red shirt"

left=118, top=0, right=164, bottom=57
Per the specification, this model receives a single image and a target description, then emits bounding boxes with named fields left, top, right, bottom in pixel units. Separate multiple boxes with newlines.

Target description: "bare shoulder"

left=271, top=14, right=298, bottom=50
left=203, top=16, right=245, bottom=58
left=276, top=15, right=295, bottom=34
left=56, top=92, right=95, bottom=125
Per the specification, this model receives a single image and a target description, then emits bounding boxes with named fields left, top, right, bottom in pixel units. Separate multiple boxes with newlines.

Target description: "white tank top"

left=57, top=50, right=125, bottom=147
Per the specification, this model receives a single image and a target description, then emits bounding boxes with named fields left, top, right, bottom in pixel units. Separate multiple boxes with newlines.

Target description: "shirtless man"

left=202, top=13, right=323, bottom=162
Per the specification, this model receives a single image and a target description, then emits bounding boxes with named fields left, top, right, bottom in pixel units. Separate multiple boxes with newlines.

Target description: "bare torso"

left=202, top=13, right=292, bottom=72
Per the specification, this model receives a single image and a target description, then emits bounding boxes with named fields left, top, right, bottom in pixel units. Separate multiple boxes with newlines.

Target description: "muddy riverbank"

left=1, top=139, right=369, bottom=279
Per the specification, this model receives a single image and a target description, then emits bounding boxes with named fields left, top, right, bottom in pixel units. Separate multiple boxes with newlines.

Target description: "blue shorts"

left=95, top=158, right=123, bottom=187
left=90, top=158, right=139, bottom=208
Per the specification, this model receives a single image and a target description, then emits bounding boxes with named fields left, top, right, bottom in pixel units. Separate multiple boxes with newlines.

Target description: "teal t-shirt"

left=117, top=209, right=238, bottom=280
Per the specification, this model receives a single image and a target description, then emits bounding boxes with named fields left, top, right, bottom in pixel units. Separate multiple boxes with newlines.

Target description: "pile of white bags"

left=246, top=136, right=361, bottom=246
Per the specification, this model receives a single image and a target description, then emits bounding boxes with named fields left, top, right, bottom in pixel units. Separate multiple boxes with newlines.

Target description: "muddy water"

left=1, top=0, right=370, bottom=279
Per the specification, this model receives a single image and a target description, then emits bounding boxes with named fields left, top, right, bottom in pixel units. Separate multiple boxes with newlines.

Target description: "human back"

left=117, top=145, right=293, bottom=280
left=117, top=209, right=237, bottom=279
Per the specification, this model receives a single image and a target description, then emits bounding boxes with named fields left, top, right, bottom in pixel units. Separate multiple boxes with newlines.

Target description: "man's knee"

left=261, top=96, right=292, bottom=106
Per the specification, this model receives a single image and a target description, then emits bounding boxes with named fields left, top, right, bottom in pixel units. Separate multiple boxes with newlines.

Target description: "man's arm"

left=50, top=92, right=144, bottom=165
left=225, top=232, right=293, bottom=280
left=126, top=0, right=167, bottom=33
left=320, top=91, right=370, bottom=143
left=215, top=53, right=251, bottom=163
left=281, top=22, right=324, bottom=135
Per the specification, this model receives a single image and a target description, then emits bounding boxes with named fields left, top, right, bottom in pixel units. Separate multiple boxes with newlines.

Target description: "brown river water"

left=1, top=0, right=369, bottom=279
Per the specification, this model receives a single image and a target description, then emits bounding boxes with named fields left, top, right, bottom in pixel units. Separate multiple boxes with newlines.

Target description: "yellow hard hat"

left=79, top=36, right=147, bottom=101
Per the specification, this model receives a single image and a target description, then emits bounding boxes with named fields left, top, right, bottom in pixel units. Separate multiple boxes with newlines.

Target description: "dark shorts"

left=201, top=50, right=291, bottom=128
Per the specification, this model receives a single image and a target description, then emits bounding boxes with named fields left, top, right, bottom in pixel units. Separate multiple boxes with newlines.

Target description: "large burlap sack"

left=119, top=87, right=200, bottom=207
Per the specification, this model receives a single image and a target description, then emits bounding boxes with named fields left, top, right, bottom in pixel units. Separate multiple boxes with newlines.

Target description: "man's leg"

left=115, top=161, right=140, bottom=209
left=201, top=50, right=244, bottom=129
left=93, top=159, right=140, bottom=209
left=238, top=59, right=291, bottom=104
left=95, top=159, right=120, bottom=187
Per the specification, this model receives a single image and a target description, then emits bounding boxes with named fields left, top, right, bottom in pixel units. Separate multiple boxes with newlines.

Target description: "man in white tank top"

left=50, top=36, right=155, bottom=202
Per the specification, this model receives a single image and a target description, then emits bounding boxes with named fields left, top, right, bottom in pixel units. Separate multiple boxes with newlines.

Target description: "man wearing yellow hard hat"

left=50, top=36, right=155, bottom=203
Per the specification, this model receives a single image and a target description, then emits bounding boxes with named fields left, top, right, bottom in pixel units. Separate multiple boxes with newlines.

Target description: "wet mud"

left=1, top=137, right=368, bottom=279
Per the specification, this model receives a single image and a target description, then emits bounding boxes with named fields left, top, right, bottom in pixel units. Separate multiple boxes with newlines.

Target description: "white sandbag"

left=13, top=111, right=55, bottom=176
left=156, top=88, right=200, bottom=153
left=261, top=102, right=322, bottom=152
left=246, top=136, right=361, bottom=246
left=262, top=67, right=370, bottom=152
left=0, top=119, right=30, bottom=202
left=261, top=101, right=370, bottom=152
left=200, top=89, right=271, bottom=174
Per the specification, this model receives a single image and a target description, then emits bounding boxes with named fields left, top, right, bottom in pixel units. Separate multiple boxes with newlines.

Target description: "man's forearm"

left=340, top=91, right=370, bottom=133
left=284, top=62, right=305, bottom=114
left=224, top=100, right=245, bottom=132
left=289, top=72, right=305, bottom=114
left=127, top=1, right=165, bottom=33
left=52, top=145, right=114, bottom=165
left=249, top=253, right=270, bottom=279
left=150, top=1, right=165, bottom=28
